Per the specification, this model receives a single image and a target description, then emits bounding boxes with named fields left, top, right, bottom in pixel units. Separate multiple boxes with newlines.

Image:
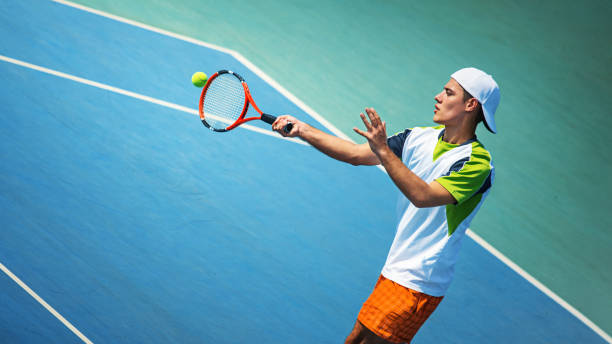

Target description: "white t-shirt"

left=382, top=126, right=494, bottom=296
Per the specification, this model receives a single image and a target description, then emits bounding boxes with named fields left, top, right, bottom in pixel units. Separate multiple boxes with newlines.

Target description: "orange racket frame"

left=199, top=70, right=289, bottom=132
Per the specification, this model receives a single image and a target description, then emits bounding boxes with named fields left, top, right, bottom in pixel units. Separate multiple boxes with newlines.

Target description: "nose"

left=434, top=91, right=443, bottom=103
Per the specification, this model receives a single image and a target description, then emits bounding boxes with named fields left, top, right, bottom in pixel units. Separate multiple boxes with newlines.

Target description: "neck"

left=442, top=125, right=476, bottom=144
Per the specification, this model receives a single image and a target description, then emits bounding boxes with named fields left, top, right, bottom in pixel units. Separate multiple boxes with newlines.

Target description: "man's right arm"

left=272, top=115, right=380, bottom=166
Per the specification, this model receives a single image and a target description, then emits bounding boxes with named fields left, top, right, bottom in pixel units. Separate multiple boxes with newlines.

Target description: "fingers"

left=365, top=107, right=382, bottom=127
left=359, top=113, right=373, bottom=131
left=272, top=115, right=298, bottom=137
left=359, top=108, right=384, bottom=132
left=353, top=127, right=368, bottom=138
left=272, top=115, right=289, bottom=131
left=357, top=107, right=388, bottom=141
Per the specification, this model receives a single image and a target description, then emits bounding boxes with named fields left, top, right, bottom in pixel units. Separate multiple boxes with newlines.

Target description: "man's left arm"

left=354, top=108, right=455, bottom=208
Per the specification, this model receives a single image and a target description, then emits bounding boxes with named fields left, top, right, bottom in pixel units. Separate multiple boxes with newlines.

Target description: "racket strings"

left=203, top=73, right=246, bottom=130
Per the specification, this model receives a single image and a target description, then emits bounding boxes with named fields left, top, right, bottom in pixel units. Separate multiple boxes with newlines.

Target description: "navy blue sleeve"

left=387, top=128, right=411, bottom=159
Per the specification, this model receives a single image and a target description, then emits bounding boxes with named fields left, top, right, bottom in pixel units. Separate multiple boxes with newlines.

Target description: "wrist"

left=297, top=122, right=312, bottom=138
left=375, top=145, right=393, bottom=161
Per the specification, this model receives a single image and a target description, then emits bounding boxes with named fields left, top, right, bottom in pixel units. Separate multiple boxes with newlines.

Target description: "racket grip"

left=262, top=113, right=293, bottom=134
left=261, top=113, right=277, bottom=124
left=283, top=122, right=294, bottom=134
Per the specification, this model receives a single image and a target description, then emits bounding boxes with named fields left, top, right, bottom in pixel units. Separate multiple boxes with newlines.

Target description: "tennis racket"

left=198, top=70, right=293, bottom=133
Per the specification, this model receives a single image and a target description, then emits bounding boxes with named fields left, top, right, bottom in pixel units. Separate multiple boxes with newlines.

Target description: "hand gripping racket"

left=198, top=70, right=293, bottom=133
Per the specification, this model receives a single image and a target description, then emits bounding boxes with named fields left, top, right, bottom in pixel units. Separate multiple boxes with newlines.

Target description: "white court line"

left=51, top=0, right=350, bottom=141
left=0, top=52, right=307, bottom=342
left=0, top=262, right=94, bottom=344
left=0, top=54, right=307, bottom=146
left=469, top=230, right=611, bottom=343
left=11, top=1, right=612, bottom=342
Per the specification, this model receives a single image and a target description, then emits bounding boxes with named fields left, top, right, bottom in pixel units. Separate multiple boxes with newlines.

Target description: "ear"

left=464, top=98, right=480, bottom=113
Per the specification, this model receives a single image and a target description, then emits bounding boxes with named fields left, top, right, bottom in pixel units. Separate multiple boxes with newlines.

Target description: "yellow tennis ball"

left=191, top=72, right=208, bottom=88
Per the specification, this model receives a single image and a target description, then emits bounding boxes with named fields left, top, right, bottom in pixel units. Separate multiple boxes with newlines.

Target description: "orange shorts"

left=357, top=275, right=443, bottom=343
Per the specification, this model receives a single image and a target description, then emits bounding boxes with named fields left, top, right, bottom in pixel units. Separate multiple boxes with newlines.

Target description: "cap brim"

left=482, top=106, right=497, bottom=133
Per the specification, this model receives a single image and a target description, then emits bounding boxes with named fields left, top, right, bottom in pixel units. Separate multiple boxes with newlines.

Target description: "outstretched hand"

left=353, top=108, right=389, bottom=156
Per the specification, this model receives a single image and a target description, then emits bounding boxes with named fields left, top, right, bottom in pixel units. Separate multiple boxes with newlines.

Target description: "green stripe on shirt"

left=436, top=141, right=492, bottom=235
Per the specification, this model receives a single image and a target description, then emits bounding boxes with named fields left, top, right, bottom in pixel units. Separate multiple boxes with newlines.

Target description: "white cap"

left=451, top=67, right=500, bottom=134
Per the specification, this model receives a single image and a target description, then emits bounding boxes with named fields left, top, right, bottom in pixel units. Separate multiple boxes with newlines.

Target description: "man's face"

left=433, top=78, right=469, bottom=125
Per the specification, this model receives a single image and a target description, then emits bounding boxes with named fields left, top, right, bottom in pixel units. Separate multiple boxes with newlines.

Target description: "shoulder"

left=387, top=126, right=444, bottom=158
left=387, top=128, right=412, bottom=159
left=468, top=140, right=493, bottom=167
left=436, top=140, right=494, bottom=204
left=449, top=141, right=493, bottom=179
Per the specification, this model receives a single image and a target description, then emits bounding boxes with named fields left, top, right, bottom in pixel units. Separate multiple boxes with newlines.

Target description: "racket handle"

left=283, top=122, right=294, bottom=134
left=261, top=113, right=293, bottom=134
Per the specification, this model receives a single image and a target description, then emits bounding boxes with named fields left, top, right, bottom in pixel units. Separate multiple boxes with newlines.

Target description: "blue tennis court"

left=0, top=1, right=609, bottom=343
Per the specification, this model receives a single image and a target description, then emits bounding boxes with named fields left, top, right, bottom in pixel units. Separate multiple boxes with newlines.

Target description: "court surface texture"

left=0, top=1, right=610, bottom=343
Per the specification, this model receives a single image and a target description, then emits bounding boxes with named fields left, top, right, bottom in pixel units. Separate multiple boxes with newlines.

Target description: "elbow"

left=410, top=193, right=431, bottom=208
left=347, top=153, right=379, bottom=166
left=411, top=199, right=427, bottom=208
left=346, top=154, right=364, bottom=166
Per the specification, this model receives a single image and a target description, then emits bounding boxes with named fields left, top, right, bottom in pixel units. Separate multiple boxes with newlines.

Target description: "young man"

left=272, top=67, right=500, bottom=343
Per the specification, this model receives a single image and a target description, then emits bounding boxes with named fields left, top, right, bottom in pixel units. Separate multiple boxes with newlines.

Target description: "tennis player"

left=273, top=67, right=500, bottom=343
